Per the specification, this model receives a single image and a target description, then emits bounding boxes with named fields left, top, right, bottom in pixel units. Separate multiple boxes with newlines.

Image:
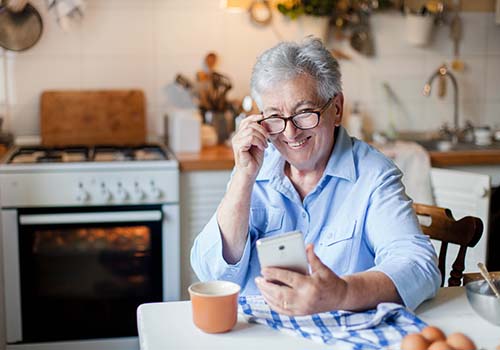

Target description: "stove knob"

left=149, top=181, right=163, bottom=200
left=132, top=185, right=146, bottom=201
left=76, top=185, right=90, bottom=203
left=99, top=184, right=113, bottom=202
left=115, top=183, right=129, bottom=201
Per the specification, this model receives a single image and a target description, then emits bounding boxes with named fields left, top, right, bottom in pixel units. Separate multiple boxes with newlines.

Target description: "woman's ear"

left=333, top=93, right=344, bottom=126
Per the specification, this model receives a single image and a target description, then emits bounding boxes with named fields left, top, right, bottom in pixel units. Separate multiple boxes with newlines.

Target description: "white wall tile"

left=483, top=103, right=500, bottom=128
left=428, top=13, right=487, bottom=57
left=81, top=54, right=156, bottom=104
left=155, top=9, right=225, bottom=56
left=485, top=54, right=500, bottom=101
left=8, top=54, right=81, bottom=106
left=81, top=6, right=154, bottom=56
left=9, top=104, right=40, bottom=136
left=371, top=14, right=429, bottom=56
left=486, top=13, right=500, bottom=54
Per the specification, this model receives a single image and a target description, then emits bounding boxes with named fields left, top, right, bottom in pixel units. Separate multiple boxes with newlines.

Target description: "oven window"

left=18, top=213, right=163, bottom=343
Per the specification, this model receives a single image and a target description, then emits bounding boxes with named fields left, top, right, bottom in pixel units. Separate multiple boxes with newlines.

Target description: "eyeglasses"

left=258, top=97, right=334, bottom=135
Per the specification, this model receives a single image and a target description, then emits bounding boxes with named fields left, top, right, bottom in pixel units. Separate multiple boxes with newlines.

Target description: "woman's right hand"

left=231, top=114, right=269, bottom=179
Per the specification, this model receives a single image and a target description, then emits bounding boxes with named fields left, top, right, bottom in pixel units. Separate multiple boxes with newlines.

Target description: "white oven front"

left=0, top=203, right=179, bottom=350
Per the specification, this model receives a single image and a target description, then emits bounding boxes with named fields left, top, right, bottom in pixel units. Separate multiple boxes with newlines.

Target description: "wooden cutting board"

left=41, top=90, right=146, bottom=146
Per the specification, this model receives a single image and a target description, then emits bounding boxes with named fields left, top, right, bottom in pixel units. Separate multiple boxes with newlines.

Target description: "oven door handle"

left=19, top=210, right=163, bottom=225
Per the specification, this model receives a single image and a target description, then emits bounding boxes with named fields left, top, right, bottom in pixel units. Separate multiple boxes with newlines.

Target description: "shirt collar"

left=323, top=126, right=357, bottom=183
left=255, top=126, right=357, bottom=183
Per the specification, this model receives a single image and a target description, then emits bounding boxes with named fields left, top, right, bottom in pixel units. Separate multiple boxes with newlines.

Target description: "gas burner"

left=7, top=144, right=170, bottom=164
left=93, top=145, right=168, bottom=162
left=8, top=146, right=90, bottom=164
left=37, top=155, right=63, bottom=163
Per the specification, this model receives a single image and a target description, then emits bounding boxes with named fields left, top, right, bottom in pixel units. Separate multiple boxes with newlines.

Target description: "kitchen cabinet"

left=179, top=170, right=231, bottom=300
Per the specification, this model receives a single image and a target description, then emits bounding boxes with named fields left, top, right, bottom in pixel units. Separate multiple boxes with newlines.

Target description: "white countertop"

left=137, top=287, right=500, bottom=350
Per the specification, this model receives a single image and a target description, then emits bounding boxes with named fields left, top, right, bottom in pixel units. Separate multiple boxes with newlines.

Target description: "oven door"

left=2, top=205, right=177, bottom=344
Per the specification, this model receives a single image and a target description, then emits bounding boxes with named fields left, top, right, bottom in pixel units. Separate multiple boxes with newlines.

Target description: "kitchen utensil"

left=465, top=279, right=500, bottom=326
left=5, top=0, right=28, bottom=12
left=438, top=74, right=446, bottom=98
left=0, top=1, right=43, bottom=51
left=350, top=25, right=374, bottom=57
left=450, top=1, right=464, bottom=72
left=477, top=262, right=500, bottom=298
left=405, top=13, right=434, bottom=47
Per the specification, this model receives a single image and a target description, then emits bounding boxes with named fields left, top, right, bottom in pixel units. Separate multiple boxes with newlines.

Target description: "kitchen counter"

left=175, top=144, right=500, bottom=171
left=176, top=145, right=234, bottom=171
left=427, top=148, right=500, bottom=167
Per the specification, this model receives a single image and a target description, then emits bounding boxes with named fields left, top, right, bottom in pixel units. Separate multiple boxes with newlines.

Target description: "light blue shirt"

left=191, top=126, right=441, bottom=310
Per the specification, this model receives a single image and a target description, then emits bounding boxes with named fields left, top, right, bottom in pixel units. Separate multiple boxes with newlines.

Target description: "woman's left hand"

left=255, top=243, right=348, bottom=316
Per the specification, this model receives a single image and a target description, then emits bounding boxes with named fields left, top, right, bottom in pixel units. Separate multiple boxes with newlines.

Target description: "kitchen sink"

left=396, top=131, right=500, bottom=152
left=414, top=139, right=500, bottom=152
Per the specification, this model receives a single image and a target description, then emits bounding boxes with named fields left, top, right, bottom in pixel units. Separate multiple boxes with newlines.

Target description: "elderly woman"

left=191, top=37, right=440, bottom=316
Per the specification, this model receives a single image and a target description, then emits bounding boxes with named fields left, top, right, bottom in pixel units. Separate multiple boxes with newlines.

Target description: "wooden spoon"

left=450, top=0, right=465, bottom=72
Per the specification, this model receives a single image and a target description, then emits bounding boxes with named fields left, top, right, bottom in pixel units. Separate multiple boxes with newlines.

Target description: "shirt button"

left=302, top=212, right=306, bottom=218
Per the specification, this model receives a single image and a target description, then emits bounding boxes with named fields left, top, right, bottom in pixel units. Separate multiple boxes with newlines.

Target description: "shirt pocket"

left=322, top=220, right=356, bottom=246
left=250, top=206, right=285, bottom=236
left=320, top=220, right=357, bottom=273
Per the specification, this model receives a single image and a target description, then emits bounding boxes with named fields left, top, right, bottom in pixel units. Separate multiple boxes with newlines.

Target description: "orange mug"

left=188, top=280, right=241, bottom=333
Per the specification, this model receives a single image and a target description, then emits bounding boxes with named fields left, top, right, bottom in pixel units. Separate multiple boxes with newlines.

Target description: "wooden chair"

left=413, top=203, right=483, bottom=287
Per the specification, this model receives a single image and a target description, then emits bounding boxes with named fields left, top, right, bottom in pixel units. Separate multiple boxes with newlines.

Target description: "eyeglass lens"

left=260, top=112, right=319, bottom=134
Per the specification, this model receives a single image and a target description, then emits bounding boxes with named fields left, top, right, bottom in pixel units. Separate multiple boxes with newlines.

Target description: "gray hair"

left=250, top=37, right=342, bottom=109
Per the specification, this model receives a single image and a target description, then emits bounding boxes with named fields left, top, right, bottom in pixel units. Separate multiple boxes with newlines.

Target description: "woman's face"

left=260, top=74, right=343, bottom=173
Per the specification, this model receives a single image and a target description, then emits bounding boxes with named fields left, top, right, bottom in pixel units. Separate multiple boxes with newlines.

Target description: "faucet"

left=423, top=64, right=459, bottom=144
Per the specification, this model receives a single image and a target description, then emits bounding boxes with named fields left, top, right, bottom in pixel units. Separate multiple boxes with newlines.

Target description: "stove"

left=7, top=145, right=170, bottom=164
left=0, top=143, right=180, bottom=350
left=0, top=144, right=178, bottom=207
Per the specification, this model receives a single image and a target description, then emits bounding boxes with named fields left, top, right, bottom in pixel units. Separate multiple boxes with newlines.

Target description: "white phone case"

left=256, top=230, right=309, bottom=275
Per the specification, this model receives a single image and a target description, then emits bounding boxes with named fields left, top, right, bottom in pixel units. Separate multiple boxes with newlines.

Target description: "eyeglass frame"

left=258, top=96, right=336, bottom=135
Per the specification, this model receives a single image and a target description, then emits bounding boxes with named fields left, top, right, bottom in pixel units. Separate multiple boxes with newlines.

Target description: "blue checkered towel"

left=238, top=295, right=426, bottom=350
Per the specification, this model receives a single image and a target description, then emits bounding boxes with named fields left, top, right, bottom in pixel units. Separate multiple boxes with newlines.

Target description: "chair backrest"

left=413, top=203, right=483, bottom=287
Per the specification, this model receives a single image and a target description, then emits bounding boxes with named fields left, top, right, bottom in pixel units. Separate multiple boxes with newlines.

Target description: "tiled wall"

left=0, top=0, right=499, bottom=137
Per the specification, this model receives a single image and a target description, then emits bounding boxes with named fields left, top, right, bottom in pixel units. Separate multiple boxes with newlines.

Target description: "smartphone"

left=256, top=230, right=309, bottom=275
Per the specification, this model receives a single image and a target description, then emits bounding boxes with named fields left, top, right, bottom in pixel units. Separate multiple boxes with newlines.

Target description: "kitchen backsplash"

left=0, top=0, right=499, bottom=137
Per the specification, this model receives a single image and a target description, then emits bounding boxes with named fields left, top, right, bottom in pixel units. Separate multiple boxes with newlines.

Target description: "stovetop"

left=7, top=144, right=170, bottom=164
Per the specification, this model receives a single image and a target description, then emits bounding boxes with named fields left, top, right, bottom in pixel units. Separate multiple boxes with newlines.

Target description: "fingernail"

left=255, top=277, right=263, bottom=285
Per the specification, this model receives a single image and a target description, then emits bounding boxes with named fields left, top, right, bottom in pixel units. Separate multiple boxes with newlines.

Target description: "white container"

left=474, top=127, right=492, bottom=146
left=406, top=14, right=434, bottom=47
left=166, top=109, right=201, bottom=153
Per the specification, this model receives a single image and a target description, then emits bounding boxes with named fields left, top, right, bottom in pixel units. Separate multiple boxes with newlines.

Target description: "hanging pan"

left=0, top=1, right=43, bottom=51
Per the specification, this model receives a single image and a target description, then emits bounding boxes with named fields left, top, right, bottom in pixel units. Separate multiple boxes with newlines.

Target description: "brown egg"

left=428, top=340, right=455, bottom=350
left=401, top=333, right=430, bottom=350
left=421, top=326, right=446, bottom=343
left=446, top=333, right=476, bottom=350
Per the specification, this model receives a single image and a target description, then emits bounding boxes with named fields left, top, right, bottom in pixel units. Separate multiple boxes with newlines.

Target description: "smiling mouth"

left=284, top=136, right=312, bottom=148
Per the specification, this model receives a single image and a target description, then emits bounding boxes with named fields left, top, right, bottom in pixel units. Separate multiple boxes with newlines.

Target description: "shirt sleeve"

left=365, top=167, right=441, bottom=310
left=190, top=212, right=252, bottom=287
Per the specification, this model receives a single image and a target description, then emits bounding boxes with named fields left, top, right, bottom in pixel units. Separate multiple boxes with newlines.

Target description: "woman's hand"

left=231, top=114, right=269, bottom=179
left=255, top=244, right=348, bottom=316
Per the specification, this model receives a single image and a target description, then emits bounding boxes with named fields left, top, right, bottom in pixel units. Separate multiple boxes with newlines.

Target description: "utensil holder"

left=406, top=14, right=434, bottom=47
